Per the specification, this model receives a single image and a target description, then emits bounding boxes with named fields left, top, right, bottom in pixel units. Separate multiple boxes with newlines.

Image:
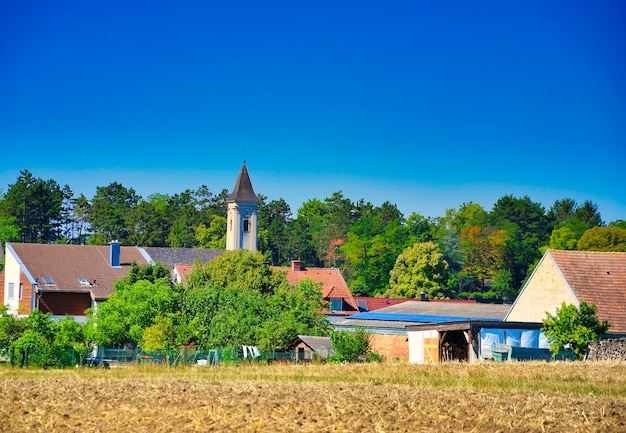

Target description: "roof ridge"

left=549, top=249, right=626, bottom=255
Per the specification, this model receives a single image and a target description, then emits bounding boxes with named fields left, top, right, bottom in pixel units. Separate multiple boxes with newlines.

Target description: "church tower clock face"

left=226, top=163, right=259, bottom=251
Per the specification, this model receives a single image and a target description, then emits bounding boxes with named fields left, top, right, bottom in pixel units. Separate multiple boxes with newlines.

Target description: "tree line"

left=1, top=169, right=625, bottom=299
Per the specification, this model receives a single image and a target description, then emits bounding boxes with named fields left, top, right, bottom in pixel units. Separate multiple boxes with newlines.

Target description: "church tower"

left=226, top=162, right=260, bottom=251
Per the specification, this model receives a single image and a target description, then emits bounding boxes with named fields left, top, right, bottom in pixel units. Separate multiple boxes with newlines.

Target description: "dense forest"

left=1, top=169, right=625, bottom=300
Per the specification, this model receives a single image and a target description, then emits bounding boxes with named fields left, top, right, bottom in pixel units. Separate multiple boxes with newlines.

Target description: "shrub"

left=330, top=328, right=371, bottom=363
left=542, top=301, right=610, bottom=360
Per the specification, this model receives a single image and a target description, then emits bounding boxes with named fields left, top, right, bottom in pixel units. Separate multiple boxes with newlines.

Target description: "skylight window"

left=42, top=277, right=55, bottom=285
left=357, top=299, right=369, bottom=312
left=77, top=277, right=91, bottom=286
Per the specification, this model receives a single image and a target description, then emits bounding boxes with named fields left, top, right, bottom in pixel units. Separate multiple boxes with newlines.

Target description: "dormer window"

left=330, top=298, right=344, bottom=312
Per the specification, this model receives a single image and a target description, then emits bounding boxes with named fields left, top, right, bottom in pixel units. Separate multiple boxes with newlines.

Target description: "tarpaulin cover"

left=481, top=329, right=505, bottom=358
left=520, top=329, right=540, bottom=348
left=505, top=329, right=522, bottom=347
left=538, top=331, right=550, bottom=349
left=480, top=328, right=548, bottom=358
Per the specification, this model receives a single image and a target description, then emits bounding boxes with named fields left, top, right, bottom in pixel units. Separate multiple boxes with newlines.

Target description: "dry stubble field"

left=0, top=361, right=624, bottom=433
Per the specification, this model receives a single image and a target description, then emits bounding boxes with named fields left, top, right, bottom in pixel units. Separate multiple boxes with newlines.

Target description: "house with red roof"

left=273, top=260, right=359, bottom=322
left=505, top=250, right=626, bottom=336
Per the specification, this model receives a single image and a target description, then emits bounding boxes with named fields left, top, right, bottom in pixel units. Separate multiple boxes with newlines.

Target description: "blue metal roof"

left=349, top=312, right=503, bottom=323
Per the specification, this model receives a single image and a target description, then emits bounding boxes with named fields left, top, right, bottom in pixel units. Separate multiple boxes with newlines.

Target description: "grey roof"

left=296, top=335, right=335, bottom=358
left=334, top=318, right=414, bottom=330
left=372, top=300, right=511, bottom=318
left=333, top=301, right=511, bottom=333
left=227, top=163, right=259, bottom=204
left=140, top=247, right=225, bottom=269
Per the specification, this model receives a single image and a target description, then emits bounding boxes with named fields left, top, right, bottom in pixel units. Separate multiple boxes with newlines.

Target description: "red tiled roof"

left=8, top=243, right=147, bottom=300
left=354, top=297, right=409, bottom=311
left=274, top=265, right=359, bottom=313
left=549, top=250, right=626, bottom=334
left=174, top=264, right=194, bottom=284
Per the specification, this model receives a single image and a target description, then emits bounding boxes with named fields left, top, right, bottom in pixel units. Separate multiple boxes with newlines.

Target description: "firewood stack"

left=586, top=339, right=626, bottom=361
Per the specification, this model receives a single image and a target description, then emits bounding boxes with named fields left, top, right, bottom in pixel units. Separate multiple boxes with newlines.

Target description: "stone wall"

left=586, top=338, right=626, bottom=361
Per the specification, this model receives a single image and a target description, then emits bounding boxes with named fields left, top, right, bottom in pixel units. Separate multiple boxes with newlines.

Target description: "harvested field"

left=1, top=362, right=625, bottom=432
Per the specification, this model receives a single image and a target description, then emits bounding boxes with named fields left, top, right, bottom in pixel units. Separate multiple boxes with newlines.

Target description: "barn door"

left=423, top=338, right=439, bottom=364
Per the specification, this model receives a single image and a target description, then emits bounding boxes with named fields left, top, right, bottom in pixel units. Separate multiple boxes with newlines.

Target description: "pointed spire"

left=228, top=162, right=260, bottom=204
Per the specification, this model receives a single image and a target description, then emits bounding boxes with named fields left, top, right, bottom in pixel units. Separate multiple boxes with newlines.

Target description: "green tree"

left=87, top=276, right=178, bottom=347
left=259, top=278, right=330, bottom=351
left=547, top=199, right=603, bottom=251
left=0, top=213, right=20, bottom=246
left=405, top=212, right=436, bottom=243
left=548, top=217, right=589, bottom=250
left=299, top=191, right=357, bottom=267
left=125, top=262, right=171, bottom=284
left=70, top=194, right=90, bottom=244
left=127, top=194, right=171, bottom=247
left=577, top=227, right=626, bottom=252
left=197, top=250, right=283, bottom=294
left=460, top=225, right=508, bottom=289
left=342, top=203, right=408, bottom=296
left=195, top=216, right=227, bottom=249
left=2, top=169, right=65, bottom=243
left=330, top=328, right=375, bottom=362
left=0, top=305, right=27, bottom=354
left=140, top=315, right=179, bottom=351
left=491, top=269, right=515, bottom=300
left=547, top=198, right=577, bottom=227
left=449, top=202, right=489, bottom=233
left=10, top=310, right=58, bottom=367
left=87, top=182, right=140, bottom=244
left=542, top=301, right=610, bottom=359
left=181, top=250, right=330, bottom=351
left=385, top=241, right=450, bottom=299
left=294, top=198, right=328, bottom=266
left=54, top=317, right=88, bottom=351
left=574, top=200, right=603, bottom=228
left=257, top=198, right=292, bottom=265
left=490, top=195, right=550, bottom=290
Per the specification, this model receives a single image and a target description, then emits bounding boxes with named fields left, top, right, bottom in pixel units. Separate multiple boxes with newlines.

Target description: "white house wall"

left=3, top=245, right=32, bottom=315
left=506, top=253, right=577, bottom=323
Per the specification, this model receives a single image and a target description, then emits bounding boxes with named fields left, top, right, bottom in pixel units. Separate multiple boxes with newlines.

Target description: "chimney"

left=110, top=240, right=121, bottom=267
left=291, top=260, right=302, bottom=272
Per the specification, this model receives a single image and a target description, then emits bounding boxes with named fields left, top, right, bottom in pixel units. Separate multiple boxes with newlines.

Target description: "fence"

left=6, top=346, right=296, bottom=368
left=7, top=346, right=91, bottom=369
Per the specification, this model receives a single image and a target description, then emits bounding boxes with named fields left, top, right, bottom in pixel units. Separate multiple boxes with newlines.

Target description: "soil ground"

left=1, top=362, right=624, bottom=432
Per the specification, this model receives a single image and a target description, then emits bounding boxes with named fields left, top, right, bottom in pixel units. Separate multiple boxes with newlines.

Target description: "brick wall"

left=369, top=334, right=409, bottom=360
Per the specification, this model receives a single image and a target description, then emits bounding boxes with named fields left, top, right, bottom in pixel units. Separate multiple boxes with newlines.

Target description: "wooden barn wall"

left=18, top=270, right=33, bottom=315
left=39, top=292, right=92, bottom=316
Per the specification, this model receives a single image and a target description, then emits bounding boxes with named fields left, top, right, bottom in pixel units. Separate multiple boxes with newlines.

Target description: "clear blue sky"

left=1, top=1, right=625, bottom=222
